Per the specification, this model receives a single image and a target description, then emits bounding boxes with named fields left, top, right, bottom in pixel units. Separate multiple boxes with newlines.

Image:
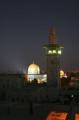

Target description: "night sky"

left=0, top=0, right=79, bottom=73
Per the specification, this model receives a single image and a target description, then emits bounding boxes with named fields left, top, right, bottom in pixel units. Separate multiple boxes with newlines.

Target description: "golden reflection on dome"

left=28, top=63, right=40, bottom=75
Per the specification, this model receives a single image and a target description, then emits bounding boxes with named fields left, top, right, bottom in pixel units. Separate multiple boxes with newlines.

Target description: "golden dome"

left=28, top=63, right=40, bottom=75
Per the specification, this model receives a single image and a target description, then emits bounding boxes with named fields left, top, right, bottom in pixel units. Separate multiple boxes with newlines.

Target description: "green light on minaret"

left=53, top=50, right=56, bottom=54
left=44, top=44, right=63, bottom=56
left=58, top=50, right=62, bottom=55
left=47, top=48, right=62, bottom=55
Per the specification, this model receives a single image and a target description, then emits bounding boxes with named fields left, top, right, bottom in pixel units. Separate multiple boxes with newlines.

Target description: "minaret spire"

left=48, top=27, right=57, bottom=44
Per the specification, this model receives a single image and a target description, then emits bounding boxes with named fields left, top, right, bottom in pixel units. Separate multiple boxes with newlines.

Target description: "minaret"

left=44, top=28, right=63, bottom=88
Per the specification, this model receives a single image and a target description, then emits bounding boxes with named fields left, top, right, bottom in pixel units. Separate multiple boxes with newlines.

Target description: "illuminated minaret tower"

left=44, top=28, right=63, bottom=88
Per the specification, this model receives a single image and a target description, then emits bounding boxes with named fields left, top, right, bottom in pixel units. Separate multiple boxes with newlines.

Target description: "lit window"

left=53, top=50, right=56, bottom=54
left=60, top=70, right=64, bottom=78
left=48, top=50, right=52, bottom=54
left=58, top=50, right=62, bottom=55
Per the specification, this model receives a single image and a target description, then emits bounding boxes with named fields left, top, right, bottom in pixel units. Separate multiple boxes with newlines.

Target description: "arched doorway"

left=46, top=112, right=67, bottom=120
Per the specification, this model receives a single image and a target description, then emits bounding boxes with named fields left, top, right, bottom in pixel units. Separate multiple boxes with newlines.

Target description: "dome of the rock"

left=27, top=63, right=40, bottom=81
left=28, top=63, right=40, bottom=75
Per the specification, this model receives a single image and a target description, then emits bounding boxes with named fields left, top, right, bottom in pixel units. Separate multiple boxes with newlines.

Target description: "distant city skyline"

left=0, top=0, right=79, bottom=73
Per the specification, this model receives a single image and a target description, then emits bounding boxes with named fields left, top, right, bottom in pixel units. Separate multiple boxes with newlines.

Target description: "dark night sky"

left=0, top=0, right=79, bottom=73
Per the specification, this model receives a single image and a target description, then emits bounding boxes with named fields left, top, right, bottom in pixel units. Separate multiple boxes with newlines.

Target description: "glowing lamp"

left=58, top=50, right=62, bottom=55
left=53, top=50, right=56, bottom=54
left=48, top=50, right=52, bottom=54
